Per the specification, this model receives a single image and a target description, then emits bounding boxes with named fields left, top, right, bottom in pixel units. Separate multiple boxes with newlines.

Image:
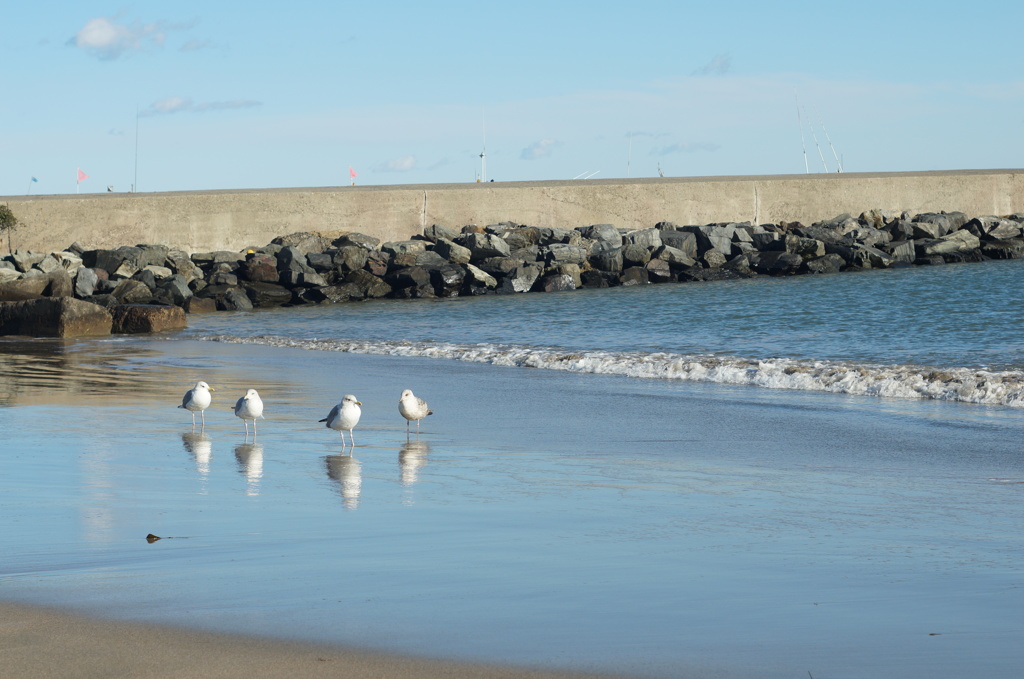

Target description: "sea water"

left=2, top=259, right=1023, bottom=679
left=188, top=258, right=1024, bottom=405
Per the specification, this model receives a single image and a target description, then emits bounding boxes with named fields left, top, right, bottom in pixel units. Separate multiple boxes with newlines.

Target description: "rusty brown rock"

left=183, top=296, right=217, bottom=314
left=0, top=298, right=113, bottom=337
left=110, top=304, right=187, bottom=334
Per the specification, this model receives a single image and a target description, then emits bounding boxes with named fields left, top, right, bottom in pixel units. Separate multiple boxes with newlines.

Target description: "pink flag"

left=77, top=168, right=88, bottom=183
left=349, top=166, right=358, bottom=179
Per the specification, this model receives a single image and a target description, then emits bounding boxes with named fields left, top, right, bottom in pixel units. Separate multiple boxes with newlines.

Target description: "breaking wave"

left=193, top=333, right=1024, bottom=408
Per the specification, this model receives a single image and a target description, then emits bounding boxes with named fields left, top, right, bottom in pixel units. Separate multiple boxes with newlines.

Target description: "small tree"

left=0, top=203, right=18, bottom=255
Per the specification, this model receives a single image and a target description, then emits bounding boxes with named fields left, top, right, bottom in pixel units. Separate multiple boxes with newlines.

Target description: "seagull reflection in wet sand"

left=325, top=454, right=362, bottom=509
left=234, top=441, right=264, bottom=496
left=181, top=431, right=212, bottom=479
left=399, top=439, right=429, bottom=487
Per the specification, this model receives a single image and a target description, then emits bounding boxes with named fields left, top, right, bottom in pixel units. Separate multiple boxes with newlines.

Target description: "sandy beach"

left=0, top=602, right=625, bottom=679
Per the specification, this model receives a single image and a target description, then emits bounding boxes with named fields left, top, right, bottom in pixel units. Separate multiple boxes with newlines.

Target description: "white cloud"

left=652, top=142, right=721, bottom=156
left=374, top=156, right=417, bottom=172
left=70, top=15, right=198, bottom=60
left=520, top=138, right=560, bottom=160
left=140, top=97, right=262, bottom=117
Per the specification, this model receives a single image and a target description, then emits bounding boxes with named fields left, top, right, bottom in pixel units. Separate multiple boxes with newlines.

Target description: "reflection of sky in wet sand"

left=324, top=454, right=361, bottom=510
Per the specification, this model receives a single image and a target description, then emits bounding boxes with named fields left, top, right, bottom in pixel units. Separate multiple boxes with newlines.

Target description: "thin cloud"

left=691, top=54, right=732, bottom=76
left=69, top=15, right=198, bottom=60
left=140, top=97, right=262, bottom=117
left=521, top=138, right=561, bottom=160
left=651, top=142, right=721, bottom=156
left=374, top=156, right=417, bottom=172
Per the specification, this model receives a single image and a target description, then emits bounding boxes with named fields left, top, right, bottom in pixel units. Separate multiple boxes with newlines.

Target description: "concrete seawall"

left=3, top=169, right=1022, bottom=254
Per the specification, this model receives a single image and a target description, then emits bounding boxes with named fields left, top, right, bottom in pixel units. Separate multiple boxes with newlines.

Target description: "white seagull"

left=320, top=394, right=362, bottom=448
left=233, top=389, right=265, bottom=437
left=179, top=381, right=214, bottom=427
left=399, top=389, right=433, bottom=435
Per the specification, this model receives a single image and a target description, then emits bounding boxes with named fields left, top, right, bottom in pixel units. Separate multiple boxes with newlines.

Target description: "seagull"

left=320, top=394, right=362, bottom=448
left=399, top=389, right=432, bottom=435
left=179, top=381, right=214, bottom=428
left=234, top=389, right=265, bottom=437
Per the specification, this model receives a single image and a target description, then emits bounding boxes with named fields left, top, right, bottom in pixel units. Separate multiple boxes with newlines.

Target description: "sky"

left=2, top=1, right=1022, bottom=195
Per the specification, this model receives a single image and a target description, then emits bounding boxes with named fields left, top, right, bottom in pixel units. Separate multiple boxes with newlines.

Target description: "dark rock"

left=0, top=276, right=48, bottom=301
left=277, top=246, right=314, bottom=275
left=45, top=269, right=74, bottom=298
left=333, top=245, right=371, bottom=273
left=306, top=252, right=334, bottom=271
left=753, top=251, right=804, bottom=276
left=658, top=230, right=699, bottom=258
left=0, top=297, right=112, bottom=337
left=333, top=232, right=380, bottom=250
left=183, top=296, right=217, bottom=314
left=544, top=243, right=589, bottom=266
left=430, top=263, right=466, bottom=297
left=804, top=253, right=846, bottom=274
left=580, top=269, right=611, bottom=288
left=242, top=254, right=280, bottom=282
left=537, top=273, right=576, bottom=292
left=645, top=258, right=674, bottom=283
left=458, top=232, right=511, bottom=260
left=476, top=257, right=523, bottom=277
left=423, top=224, right=459, bottom=243
left=111, top=279, right=154, bottom=304
left=74, top=267, right=99, bottom=297
left=414, top=250, right=450, bottom=269
left=652, top=245, right=696, bottom=268
left=382, top=240, right=427, bottom=257
left=701, top=248, right=728, bottom=269
left=272, top=232, right=331, bottom=254
left=620, top=266, right=650, bottom=286
left=784, top=235, right=825, bottom=259
left=242, top=281, right=294, bottom=307
left=364, top=250, right=390, bottom=277
left=496, top=264, right=542, bottom=294
left=462, top=264, right=497, bottom=293
left=154, top=275, right=193, bottom=306
left=980, top=239, right=1024, bottom=259
left=432, top=239, right=472, bottom=264
left=621, top=243, right=652, bottom=267
left=132, top=268, right=158, bottom=290
left=386, top=266, right=432, bottom=290
left=110, top=304, right=187, bottom=334
left=576, top=224, right=622, bottom=248
left=345, top=269, right=393, bottom=298
left=590, top=247, right=624, bottom=273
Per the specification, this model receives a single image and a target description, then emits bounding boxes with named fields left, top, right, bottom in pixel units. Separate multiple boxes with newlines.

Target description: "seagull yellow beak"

left=356, top=401, right=362, bottom=406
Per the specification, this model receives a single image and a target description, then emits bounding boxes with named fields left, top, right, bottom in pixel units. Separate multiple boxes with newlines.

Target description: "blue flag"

left=31, top=177, right=37, bottom=182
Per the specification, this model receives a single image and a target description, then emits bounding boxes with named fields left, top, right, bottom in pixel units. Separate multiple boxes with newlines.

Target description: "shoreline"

left=0, top=601, right=627, bottom=679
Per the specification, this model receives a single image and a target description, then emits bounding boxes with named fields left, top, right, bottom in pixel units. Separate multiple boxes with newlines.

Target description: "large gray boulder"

left=575, top=224, right=622, bottom=248
left=497, top=264, right=541, bottom=293
left=0, top=297, right=112, bottom=337
left=458, top=232, right=511, bottom=260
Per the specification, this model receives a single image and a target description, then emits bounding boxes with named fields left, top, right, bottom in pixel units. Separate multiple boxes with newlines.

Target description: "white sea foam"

left=194, top=334, right=1024, bottom=408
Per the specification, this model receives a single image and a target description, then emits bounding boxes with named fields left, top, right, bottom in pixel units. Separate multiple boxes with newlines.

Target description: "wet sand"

left=2, top=337, right=1023, bottom=679
left=0, top=602, right=624, bottom=679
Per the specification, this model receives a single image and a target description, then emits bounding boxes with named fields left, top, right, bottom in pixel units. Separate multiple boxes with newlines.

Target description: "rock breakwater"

left=2, top=209, right=1023, bottom=332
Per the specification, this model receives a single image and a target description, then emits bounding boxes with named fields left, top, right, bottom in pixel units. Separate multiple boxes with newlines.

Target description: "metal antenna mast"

left=795, top=93, right=809, bottom=174
left=815, top=106, right=843, bottom=173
